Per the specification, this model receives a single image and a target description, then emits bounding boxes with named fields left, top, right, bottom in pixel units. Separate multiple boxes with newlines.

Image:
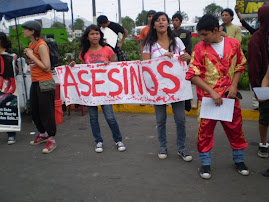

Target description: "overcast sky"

left=62, top=0, right=239, bottom=24
left=6, top=0, right=241, bottom=26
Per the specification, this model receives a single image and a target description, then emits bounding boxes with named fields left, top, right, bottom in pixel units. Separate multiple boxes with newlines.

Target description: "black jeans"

left=30, top=82, right=56, bottom=137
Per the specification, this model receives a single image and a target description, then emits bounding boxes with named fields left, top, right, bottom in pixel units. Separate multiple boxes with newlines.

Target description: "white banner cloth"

left=55, top=56, right=193, bottom=106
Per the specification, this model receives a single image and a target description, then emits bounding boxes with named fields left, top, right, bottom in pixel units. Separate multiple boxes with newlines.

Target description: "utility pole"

left=118, top=0, right=122, bottom=24
left=63, top=12, right=65, bottom=27
left=142, top=0, right=144, bottom=11
left=70, top=0, right=74, bottom=31
left=178, top=0, right=180, bottom=12
left=92, top=0, right=97, bottom=24
left=164, top=0, right=166, bottom=13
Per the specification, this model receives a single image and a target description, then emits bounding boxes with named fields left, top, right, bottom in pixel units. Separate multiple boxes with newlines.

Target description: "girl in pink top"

left=76, top=25, right=126, bottom=153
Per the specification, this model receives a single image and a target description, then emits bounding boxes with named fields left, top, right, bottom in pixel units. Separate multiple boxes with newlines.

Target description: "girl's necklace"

left=156, top=43, right=165, bottom=56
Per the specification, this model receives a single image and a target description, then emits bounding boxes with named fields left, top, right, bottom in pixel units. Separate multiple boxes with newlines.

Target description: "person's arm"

left=109, top=54, right=116, bottom=62
left=69, top=61, right=76, bottom=66
left=117, top=28, right=128, bottom=48
left=241, top=20, right=256, bottom=35
left=219, top=31, right=228, bottom=37
left=180, top=50, right=191, bottom=64
left=140, top=40, right=145, bottom=55
left=219, top=23, right=229, bottom=37
left=227, top=42, right=246, bottom=97
left=234, top=26, right=242, bottom=43
left=141, top=42, right=151, bottom=60
left=191, top=75, right=223, bottom=106
left=142, top=53, right=151, bottom=60
left=185, top=31, right=192, bottom=56
left=24, top=44, right=51, bottom=72
left=226, top=72, right=241, bottom=98
left=235, top=5, right=243, bottom=21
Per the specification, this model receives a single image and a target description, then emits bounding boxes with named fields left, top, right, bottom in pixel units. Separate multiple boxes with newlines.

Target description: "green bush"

left=58, top=39, right=81, bottom=65
left=238, top=66, right=250, bottom=90
left=192, top=37, right=201, bottom=50
left=122, top=39, right=140, bottom=61
left=241, top=35, right=251, bottom=58
left=238, top=35, right=251, bottom=90
left=9, top=35, right=28, bottom=57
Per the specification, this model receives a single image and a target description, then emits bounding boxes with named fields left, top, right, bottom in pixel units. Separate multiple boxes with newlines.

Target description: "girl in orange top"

left=22, top=20, right=57, bottom=154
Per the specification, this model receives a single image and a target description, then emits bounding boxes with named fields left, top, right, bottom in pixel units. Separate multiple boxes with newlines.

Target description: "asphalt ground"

left=0, top=110, right=268, bottom=202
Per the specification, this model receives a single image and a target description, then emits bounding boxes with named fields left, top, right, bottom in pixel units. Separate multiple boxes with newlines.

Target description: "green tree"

left=135, top=10, right=148, bottom=26
left=194, top=16, right=202, bottom=23
left=173, top=11, right=189, bottom=22
left=122, top=16, right=135, bottom=36
left=51, top=21, right=66, bottom=29
left=69, top=18, right=85, bottom=30
left=203, top=3, right=224, bottom=20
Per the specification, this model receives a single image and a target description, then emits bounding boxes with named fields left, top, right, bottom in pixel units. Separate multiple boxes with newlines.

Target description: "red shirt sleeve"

left=233, top=40, right=246, bottom=73
left=185, top=43, right=203, bottom=80
left=139, top=26, right=149, bottom=40
left=105, top=46, right=114, bottom=61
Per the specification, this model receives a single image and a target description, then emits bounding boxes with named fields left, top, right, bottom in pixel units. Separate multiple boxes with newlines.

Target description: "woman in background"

left=0, top=32, right=17, bottom=145
left=22, top=21, right=57, bottom=154
left=220, top=8, right=242, bottom=43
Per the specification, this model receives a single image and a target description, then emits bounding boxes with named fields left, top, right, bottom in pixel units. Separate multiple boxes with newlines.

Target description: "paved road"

left=0, top=112, right=268, bottom=202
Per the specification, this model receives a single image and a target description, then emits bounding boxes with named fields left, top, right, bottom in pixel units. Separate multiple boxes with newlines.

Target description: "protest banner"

left=55, top=56, right=193, bottom=106
left=0, top=54, right=21, bottom=132
left=237, top=0, right=265, bottom=16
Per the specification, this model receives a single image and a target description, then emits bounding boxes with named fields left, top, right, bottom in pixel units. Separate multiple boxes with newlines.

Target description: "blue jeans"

left=199, top=149, right=245, bottom=165
left=88, top=105, right=122, bottom=143
left=154, top=101, right=186, bottom=151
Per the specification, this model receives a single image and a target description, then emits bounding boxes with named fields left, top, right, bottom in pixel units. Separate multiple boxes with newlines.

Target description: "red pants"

left=197, top=99, right=248, bottom=153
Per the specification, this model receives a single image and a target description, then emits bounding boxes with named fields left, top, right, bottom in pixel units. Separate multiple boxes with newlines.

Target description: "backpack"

left=0, top=54, right=14, bottom=79
left=45, top=38, right=59, bottom=70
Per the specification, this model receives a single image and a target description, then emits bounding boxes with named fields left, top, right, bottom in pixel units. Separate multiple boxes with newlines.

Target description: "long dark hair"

left=144, top=12, right=176, bottom=53
left=0, top=32, right=11, bottom=50
left=80, top=24, right=106, bottom=61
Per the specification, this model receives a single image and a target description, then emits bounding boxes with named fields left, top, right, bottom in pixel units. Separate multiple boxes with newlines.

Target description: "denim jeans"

left=154, top=101, right=186, bottom=151
left=199, top=149, right=245, bottom=165
left=7, top=132, right=16, bottom=138
left=88, top=105, right=122, bottom=143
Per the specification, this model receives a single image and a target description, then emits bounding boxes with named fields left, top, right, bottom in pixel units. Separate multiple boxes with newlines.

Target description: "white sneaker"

left=95, top=142, right=103, bottom=153
left=178, top=150, right=192, bottom=162
left=158, top=147, right=168, bottom=159
left=7, top=137, right=16, bottom=145
left=116, top=141, right=126, bottom=152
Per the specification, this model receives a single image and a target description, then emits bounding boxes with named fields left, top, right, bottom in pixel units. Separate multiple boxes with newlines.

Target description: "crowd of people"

left=0, top=1, right=268, bottom=180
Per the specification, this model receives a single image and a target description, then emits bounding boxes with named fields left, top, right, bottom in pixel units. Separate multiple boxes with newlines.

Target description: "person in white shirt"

left=142, top=12, right=192, bottom=161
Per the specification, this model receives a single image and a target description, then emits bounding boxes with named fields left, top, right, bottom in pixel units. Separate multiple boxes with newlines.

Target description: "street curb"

left=112, top=104, right=259, bottom=121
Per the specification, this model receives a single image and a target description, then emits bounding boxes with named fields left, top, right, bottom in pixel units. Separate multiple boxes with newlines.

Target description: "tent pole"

left=15, top=18, right=28, bottom=108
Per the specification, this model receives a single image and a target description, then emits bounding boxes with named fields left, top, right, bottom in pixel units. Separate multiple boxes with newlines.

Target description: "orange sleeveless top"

left=29, top=39, right=53, bottom=82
